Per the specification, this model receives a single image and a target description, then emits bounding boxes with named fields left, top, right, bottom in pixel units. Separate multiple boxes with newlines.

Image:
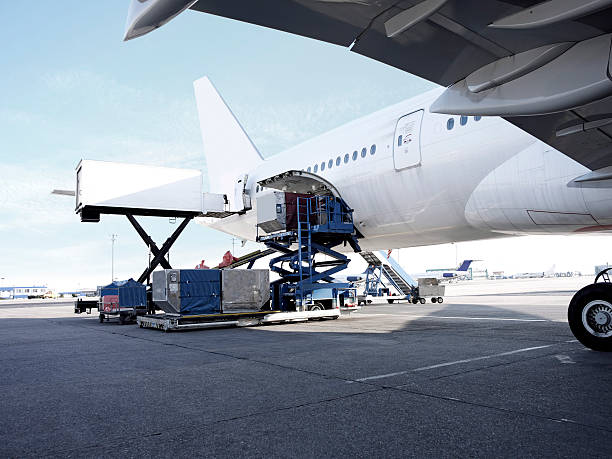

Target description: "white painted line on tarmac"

left=353, top=344, right=555, bottom=382
left=426, top=316, right=548, bottom=322
left=355, top=313, right=549, bottom=322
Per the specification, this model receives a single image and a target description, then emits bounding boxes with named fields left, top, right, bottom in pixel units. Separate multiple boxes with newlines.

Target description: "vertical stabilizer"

left=456, top=260, right=474, bottom=271
left=193, top=77, right=263, bottom=206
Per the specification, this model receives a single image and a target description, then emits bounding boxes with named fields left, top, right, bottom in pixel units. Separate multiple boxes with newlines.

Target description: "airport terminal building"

left=0, top=286, right=48, bottom=299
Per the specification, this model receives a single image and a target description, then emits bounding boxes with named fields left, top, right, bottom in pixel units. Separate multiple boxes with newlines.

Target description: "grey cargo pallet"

left=137, top=308, right=341, bottom=332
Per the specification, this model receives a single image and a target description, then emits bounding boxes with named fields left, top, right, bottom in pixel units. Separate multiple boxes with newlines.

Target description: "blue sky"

left=0, top=2, right=607, bottom=289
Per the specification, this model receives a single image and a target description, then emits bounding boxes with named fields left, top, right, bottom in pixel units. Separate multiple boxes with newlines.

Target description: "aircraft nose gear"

left=568, top=280, right=612, bottom=351
left=583, top=301, right=612, bottom=337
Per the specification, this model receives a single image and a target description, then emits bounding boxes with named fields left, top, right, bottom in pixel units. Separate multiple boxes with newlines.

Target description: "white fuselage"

left=204, top=87, right=612, bottom=249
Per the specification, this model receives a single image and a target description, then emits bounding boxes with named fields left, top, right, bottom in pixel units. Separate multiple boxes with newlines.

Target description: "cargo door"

left=393, top=110, right=423, bottom=170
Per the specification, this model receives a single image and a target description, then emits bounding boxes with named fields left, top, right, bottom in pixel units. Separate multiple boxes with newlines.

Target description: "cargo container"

left=99, top=279, right=147, bottom=324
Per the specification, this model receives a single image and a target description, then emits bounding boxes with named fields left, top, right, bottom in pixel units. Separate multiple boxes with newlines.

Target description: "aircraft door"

left=393, top=110, right=423, bottom=170
left=233, top=174, right=252, bottom=211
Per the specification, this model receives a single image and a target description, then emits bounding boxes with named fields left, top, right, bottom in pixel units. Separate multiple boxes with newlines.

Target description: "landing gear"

left=568, top=280, right=612, bottom=352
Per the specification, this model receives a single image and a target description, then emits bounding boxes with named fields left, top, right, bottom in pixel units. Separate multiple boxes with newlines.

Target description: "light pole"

left=110, top=234, right=117, bottom=282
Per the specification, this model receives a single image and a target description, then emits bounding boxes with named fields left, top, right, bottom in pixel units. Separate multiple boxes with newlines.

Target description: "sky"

left=0, top=1, right=609, bottom=290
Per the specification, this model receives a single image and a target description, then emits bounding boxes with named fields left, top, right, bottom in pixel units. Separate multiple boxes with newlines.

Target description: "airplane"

left=335, top=258, right=472, bottom=288
left=411, top=260, right=475, bottom=282
left=121, top=0, right=612, bottom=351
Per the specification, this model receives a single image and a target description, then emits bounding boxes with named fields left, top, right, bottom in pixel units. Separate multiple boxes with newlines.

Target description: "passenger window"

left=336, top=156, right=341, bottom=166
left=328, top=159, right=333, bottom=169
left=344, top=153, right=349, bottom=163
left=460, top=115, right=468, bottom=126
left=447, top=118, right=454, bottom=130
left=397, top=135, right=403, bottom=147
left=361, top=148, right=366, bottom=158
left=352, top=150, right=358, bottom=161
left=321, top=161, right=325, bottom=171
left=370, top=144, right=376, bottom=155
left=314, top=164, right=318, bottom=173
left=474, top=115, right=482, bottom=121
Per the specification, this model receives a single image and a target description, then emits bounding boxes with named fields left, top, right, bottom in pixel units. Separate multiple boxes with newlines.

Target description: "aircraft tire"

left=568, top=283, right=612, bottom=352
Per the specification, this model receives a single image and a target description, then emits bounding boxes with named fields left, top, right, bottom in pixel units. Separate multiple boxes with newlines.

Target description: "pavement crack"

left=42, top=387, right=383, bottom=457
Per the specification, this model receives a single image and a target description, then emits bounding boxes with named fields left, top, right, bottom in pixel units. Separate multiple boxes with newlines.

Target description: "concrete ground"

left=0, top=277, right=610, bottom=457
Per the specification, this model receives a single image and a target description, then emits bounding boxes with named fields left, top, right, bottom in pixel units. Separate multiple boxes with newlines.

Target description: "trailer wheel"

left=419, top=298, right=426, bottom=305
left=568, top=283, right=612, bottom=351
left=99, top=314, right=104, bottom=323
left=437, top=297, right=444, bottom=303
left=411, top=298, right=418, bottom=304
left=387, top=299, right=395, bottom=304
left=309, top=303, right=324, bottom=311
left=431, top=297, right=437, bottom=303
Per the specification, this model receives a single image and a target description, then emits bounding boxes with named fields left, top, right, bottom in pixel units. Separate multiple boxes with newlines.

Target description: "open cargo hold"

left=152, top=269, right=270, bottom=315
left=256, top=191, right=312, bottom=233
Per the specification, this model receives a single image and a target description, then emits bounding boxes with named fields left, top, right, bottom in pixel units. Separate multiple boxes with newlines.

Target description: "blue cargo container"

left=99, top=279, right=147, bottom=308
left=178, top=269, right=221, bottom=315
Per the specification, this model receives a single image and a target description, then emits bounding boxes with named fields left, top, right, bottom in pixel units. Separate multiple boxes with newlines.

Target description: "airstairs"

left=360, top=251, right=416, bottom=297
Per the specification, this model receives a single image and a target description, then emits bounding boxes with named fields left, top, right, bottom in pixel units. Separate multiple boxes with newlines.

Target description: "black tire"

left=119, top=314, right=127, bottom=325
left=419, top=298, right=426, bottom=305
left=309, top=303, right=324, bottom=311
left=411, top=298, right=418, bottom=304
left=437, top=297, right=444, bottom=304
left=431, top=297, right=437, bottom=303
left=387, top=299, right=395, bottom=304
left=568, top=283, right=612, bottom=352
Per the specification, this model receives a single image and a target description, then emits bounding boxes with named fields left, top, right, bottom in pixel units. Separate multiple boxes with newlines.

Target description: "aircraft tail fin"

left=193, top=77, right=263, bottom=200
left=457, top=260, right=474, bottom=271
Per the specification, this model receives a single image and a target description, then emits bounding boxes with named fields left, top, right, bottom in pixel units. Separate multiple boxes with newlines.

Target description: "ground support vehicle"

left=98, top=279, right=147, bottom=325
left=358, top=252, right=444, bottom=305
left=416, top=278, right=445, bottom=304
left=74, top=297, right=99, bottom=314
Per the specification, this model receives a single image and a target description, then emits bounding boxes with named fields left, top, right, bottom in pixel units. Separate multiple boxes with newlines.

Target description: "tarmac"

left=0, top=277, right=610, bottom=457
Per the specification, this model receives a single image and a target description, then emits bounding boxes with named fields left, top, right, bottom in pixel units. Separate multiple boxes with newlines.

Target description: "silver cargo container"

left=256, top=192, right=287, bottom=233
left=221, top=269, right=270, bottom=312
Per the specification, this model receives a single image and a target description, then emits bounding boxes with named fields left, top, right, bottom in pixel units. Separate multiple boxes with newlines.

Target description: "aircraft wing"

left=125, top=0, right=612, bottom=170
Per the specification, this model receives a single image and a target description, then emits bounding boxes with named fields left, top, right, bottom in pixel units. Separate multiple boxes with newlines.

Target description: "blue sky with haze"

left=0, top=2, right=607, bottom=289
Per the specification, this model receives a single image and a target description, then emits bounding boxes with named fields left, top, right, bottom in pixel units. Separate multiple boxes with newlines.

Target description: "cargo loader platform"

left=137, top=308, right=340, bottom=332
